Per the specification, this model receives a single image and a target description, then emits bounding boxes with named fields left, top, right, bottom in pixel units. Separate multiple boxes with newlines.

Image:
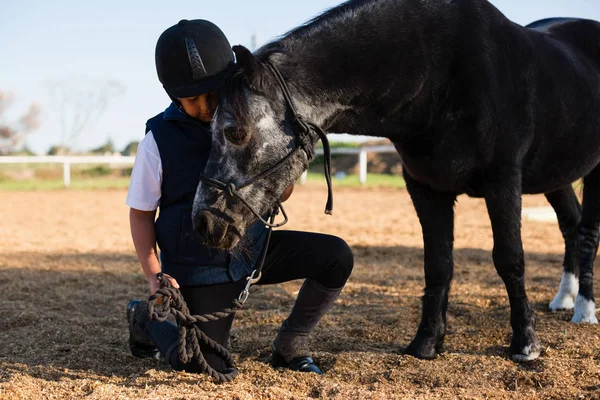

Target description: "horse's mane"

left=255, top=0, right=387, bottom=59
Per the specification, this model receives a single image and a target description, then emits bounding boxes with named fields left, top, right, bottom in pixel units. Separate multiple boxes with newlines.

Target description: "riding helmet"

left=155, top=19, right=236, bottom=98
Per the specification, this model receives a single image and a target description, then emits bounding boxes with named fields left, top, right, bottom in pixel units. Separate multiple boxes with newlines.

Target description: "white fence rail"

left=0, top=155, right=136, bottom=187
left=302, top=144, right=398, bottom=184
left=0, top=145, right=398, bottom=187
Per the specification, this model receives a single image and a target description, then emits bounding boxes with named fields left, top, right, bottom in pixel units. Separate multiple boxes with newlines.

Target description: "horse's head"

left=192, top=45, right=312, bottom=250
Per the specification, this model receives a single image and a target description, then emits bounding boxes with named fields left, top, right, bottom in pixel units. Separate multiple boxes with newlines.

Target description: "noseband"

left=197, top=61, right=334, bottom=228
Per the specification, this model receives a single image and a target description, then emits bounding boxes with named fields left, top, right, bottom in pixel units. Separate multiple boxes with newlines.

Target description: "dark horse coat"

left=193, top=0, right=600, bottom=361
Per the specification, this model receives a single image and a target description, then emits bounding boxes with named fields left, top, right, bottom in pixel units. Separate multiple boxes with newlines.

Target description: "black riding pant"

left=153, top=230, right=354, bottom=372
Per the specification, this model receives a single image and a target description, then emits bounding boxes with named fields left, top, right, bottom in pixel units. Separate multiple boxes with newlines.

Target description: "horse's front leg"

left=484, top=168, right=540, bottom=361
left=404, top=171, right=456, bottom=359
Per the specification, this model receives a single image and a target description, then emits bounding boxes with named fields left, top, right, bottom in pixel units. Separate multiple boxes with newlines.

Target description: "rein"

left=265, top=62, right=334, bottom=216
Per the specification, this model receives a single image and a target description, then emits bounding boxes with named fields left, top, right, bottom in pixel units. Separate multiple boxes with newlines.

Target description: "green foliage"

left=121, top=167, right=133, bottom=177
left=314, top=141, right=361, bottom=149
left=90, top=139, right=115, bottom=154
left=80, top=165, right=112, bottom=177
left=7, top=145, right=36, bottom=156
left=47, top=145, right=69, bottom=155
left=305, top=172, right=406, bottom=188
left=121, top=141, right=139, bottom=156
left=0, top=172, right=406, bottom=191
left=0, top=177, right=131, bottom=190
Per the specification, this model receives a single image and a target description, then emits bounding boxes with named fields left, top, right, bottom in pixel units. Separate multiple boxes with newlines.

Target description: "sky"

left=1, top=0, right=599, bottom=154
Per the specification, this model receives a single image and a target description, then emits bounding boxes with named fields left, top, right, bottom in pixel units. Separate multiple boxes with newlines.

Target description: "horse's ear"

left=232, top=45, right=272, bottom=93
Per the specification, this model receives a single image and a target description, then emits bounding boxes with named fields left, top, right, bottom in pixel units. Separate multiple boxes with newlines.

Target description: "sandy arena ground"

left=1, top=184, right=599, bottom=399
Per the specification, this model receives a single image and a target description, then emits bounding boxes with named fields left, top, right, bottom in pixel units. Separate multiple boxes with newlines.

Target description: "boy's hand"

left=280, top=183, right=294, bottom=202
left=148, top=273, right=180, bottom=294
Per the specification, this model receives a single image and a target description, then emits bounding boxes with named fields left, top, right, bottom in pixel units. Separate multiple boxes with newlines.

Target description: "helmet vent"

left=185, top=37, right=208, bottom=79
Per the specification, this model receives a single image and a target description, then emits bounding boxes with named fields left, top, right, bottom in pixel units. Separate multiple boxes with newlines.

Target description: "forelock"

left=219, top=71, right=249, bottom=122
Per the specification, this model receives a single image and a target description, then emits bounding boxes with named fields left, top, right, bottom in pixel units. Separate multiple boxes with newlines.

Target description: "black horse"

left=192, top=0, right=600, bottom=361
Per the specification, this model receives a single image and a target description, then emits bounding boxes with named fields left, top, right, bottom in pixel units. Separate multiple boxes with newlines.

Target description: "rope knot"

left=297, top=134, right=314, bottom=160
left=293, top=116, right=311, bottom=135
left=225, top=183, right=237, bottom=197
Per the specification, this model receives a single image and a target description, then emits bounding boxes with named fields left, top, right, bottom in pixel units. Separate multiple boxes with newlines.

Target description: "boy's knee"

left=324, top=236, right=354, bottom=287
left=335, top=237, right=354, bottom=274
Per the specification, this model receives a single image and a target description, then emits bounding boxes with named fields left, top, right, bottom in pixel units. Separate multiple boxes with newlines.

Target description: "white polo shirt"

left=125, top=131, right=163, bottom=211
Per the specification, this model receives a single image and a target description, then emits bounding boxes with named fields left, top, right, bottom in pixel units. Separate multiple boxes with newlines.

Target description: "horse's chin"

left=210, top=230, right=241, bottom=250
left=200, top=224, right=241, bottom=250
left=221, top=231, right=241, bottom=250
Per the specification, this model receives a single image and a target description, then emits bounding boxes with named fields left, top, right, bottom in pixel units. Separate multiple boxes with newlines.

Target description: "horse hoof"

left=510, top=327, right=540, bottom=363
left=571, top=295, right=598, bottom=323
left=549, top=272, right=578, bottom=311
left=511, top=344, right=541, bottom=362
left=549, top=295, right=575, bottom=311
left=404, top=335, right=443, bottom=360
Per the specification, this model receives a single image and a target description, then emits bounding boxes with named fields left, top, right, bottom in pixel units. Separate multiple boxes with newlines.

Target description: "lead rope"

left=147, top=213, right=276, bottom=382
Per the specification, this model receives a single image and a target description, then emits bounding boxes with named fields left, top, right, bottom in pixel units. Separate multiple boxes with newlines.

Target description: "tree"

left=46, top=76, right=125, bottom=149
left=121, top=140, right=139, bottom=156
left=47, top=145, right=69, bottom=156
left=90, top=139, right=115, bottom=154
left=0, top=90, right=42, bottom=154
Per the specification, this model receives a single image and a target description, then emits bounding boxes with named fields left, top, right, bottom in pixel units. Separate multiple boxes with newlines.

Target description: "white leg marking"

left=571, top=294, right=598, bottom=323
left=549, top=272, right=579, bottom=311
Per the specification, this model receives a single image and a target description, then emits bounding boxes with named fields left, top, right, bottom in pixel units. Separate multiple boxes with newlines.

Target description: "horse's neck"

left=263, top=1, right=457, bottom=140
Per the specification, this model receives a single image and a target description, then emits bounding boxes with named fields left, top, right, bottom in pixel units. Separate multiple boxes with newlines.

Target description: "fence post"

left=359, top=149, right=367, bottom=185
left=299, top=170, right=308, bottom=185
left=63, top=161, right=71, bottom=187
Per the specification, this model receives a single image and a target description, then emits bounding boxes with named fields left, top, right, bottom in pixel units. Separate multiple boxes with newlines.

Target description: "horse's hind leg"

left=573, top=168, right=600, bottom=323
left=545, top=186, right=581, bottom=311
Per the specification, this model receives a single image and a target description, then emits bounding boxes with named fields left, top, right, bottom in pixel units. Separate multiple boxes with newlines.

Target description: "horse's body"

left=390, top=19, right=600, bottom=197
left=192, top=0, right=600, bottom=361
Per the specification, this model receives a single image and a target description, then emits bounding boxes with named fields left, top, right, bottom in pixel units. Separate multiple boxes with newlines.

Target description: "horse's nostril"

left=193, top=211, right=214, bottom=239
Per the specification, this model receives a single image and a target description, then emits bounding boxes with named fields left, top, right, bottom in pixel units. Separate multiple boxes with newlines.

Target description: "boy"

left=126, top=19, right=353, bottom=374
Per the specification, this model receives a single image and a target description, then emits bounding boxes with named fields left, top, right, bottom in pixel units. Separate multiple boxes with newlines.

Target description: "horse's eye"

left=224, top=126, right=248, bottom=145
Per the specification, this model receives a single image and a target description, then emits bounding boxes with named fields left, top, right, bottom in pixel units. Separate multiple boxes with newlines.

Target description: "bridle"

left=196, top=61, right=334, bottom=230
left=196, top=61, right=334, bottom=303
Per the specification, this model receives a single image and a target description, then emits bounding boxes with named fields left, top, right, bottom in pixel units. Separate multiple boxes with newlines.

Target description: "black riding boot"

left=272, top=279, right=342, bottom=374
left=128, top=299, right=179, bottom=365
left=127, top=300, right=162, bottom=359
left=128, top=280, right=244, bottom=373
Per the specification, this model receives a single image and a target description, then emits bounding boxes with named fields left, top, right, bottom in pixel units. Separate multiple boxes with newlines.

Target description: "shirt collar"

left=163, top=102, right=188, bottom=121
left=162, top=102, right=213, bottom=141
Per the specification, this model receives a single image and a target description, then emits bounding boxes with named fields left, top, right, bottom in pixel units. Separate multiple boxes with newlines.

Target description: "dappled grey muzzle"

left=192, top=208, right=240, bottom=249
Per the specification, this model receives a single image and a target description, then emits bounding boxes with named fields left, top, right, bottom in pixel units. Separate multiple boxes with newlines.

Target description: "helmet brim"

left=165, top=61, right=236, bottom=98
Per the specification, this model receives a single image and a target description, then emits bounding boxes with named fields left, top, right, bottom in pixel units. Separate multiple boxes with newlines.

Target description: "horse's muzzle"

left=193, top=210, right=240, bottom=249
